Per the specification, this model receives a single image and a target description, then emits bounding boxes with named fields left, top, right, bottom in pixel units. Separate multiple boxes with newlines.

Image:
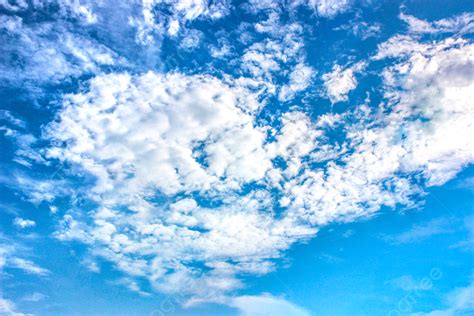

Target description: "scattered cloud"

left=0, top=239, right=50, bottom=277
left=13, top=218, right=36, bottom=229
left=0, top=2, right=472, bottom=310
left=389, top=275, right=432, bottom=292
left=411, top=279, right=474, bottom=315
left=322, top=61, right=366, bottom=103
left=279, top=63, right=315, bottom=101
left=400, top=12, right=474, bottom=35
left=0, top=298, right=31, bottom=316
left=450, top=215, right=474, bottom=251
left=22, top=292, right=47, bottom=303
left=9, top=258, right=50, bottom=276
left=42, top=24, right=474, bottom=302
left=306, top=0, right=353, bottom=18
left=112, top=278, right=151, bottom=297
left=318, top=252, right=344, bottom=263
left=383, top=218, right=455, bottom=245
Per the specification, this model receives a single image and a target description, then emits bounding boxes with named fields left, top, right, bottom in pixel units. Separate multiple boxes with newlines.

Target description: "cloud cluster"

left=322, top=61, right=366, bottom=103
left=0, top=240, right=50, bottom=276
left=1, top=1, right=472, bottom=309
left=131, top=0, right=230, bottom=43
left=0, top=5, right=120, bottom=88
left=45, top=26, right=474, bottom=303
left=47, top=72, right=318, bottom=300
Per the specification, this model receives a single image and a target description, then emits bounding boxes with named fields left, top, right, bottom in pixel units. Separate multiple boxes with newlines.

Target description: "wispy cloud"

left=383, top=218, right=455, bottom=245
left=411, top=278, right=474, bottom=315
left=9, top=258, right=50, bottom=276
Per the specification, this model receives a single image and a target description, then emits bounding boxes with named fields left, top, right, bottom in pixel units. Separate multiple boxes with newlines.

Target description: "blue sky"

left=0, top=0, right=473, bottom=315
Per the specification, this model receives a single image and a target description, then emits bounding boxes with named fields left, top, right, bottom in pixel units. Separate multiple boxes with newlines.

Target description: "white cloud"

left=306, top=0, right=352, bottom=18
left=282, top=36, right=474, bottom=226
left=0, top=239, right=50, bottom=277
left=411, top=279, right=474, bottom=316
left=9, top=258, right=50, bottom=276
left=376, top=39, right=474, bottom=186
left=239, top=13, right=308, bottom=96
left=0, top=15, right=120, bottom=86
left=22, top=292, right=47, bottom=302
left=47, top=71, right=316, bottom=300
left=0, top=298, right=31, bottom=316
left=46, top=72, right=269, bottom=196
left=44, top=28, right=474, bottom=305
left=336, top=20, right=381, bottom=40
left=13, top=218, right=36, bottom=229
left=131, top=0, right=230, bottom=44
left=231, top=294, right=310, bottom=316
left=400, top=12, right=474, bottom=35
left=389, top=275, right=433, bottom=292
left=384, top=218, right=455, bottom=245
left=0, top=0, right=27, bottom=11
left=1, top=0, right=98, bottom=24
left=279, top=63, right=315, bottom=101
left=322, top=61, right=366, bottom=103
left=112, top=278, right=151, bottom=297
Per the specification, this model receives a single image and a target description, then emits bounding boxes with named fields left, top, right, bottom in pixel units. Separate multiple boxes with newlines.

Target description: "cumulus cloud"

left=18, top=4, right=470, bottom=307
left=279, top=63, right=315, bottom=101
left=322, top=61, right=366, bottom=103
left=131, top=0, right=230, bottom=43
left=13, top=218, right=36, bottom=229
left=47, top=72, right=316, bottom=300
left=239, top=11, right=311, bottom=97
left=43, top=26, right=474, bottom=302
left=306, top=0, right=352, bottom=18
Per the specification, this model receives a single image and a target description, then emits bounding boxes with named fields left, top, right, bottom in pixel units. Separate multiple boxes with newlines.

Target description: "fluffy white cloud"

left=47, top=72, right=269, bottom=196
left=44, top=17, right=474, bottom=305
left=47, top=72, right=317, bottom=300
left=131, top=0, right=230, bottom=43
left=322, top=61, right=366, bottom=103
left=0, top=0, right=97, bottom=24
left=239, top=12, right=310, bottom=97
left=306, top=0, right=352, bottom=18
left=279, top=63, right=315, bottom=101
left=13, top=218, right=36, bottom=229
left=283, top=36, right=474, bottom=226
left=376, top=38, right=474, bottom=186
left=0, top=0, right=28, bottom=11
